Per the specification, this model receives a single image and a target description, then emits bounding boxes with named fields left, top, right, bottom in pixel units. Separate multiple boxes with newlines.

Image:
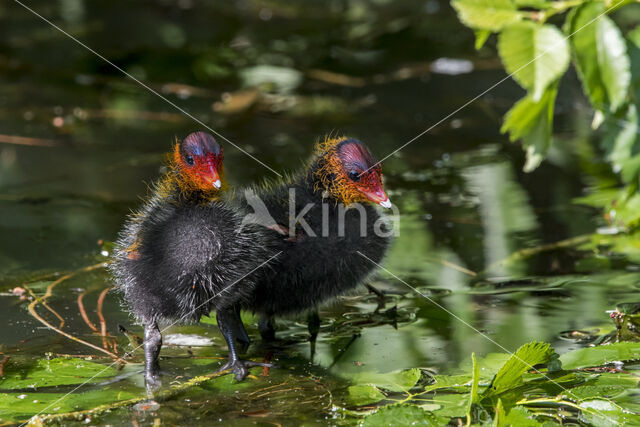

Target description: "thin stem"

left=77, top=291, right=99, bottom=332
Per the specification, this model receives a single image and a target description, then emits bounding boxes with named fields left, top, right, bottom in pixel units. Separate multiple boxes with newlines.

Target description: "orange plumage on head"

left=313, top=135, right=382, bottom=206
left=157, top=141, right=226, bottom=202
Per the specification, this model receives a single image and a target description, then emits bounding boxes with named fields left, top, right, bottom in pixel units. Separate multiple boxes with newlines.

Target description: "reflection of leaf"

left=363, top=404, right=443, bottom=426
left=347, top=384, right=386, bottom=405
left=560, top=342, right=640, bottom=369
left=484, top=342, right=555, bottom=397
left=0, top=358, right=116, bottom=390
left=351, top=369, right=421, bottom=393
left=498, top=22, right=569, bottom=101
left=452, top=0, right=521, bottom=31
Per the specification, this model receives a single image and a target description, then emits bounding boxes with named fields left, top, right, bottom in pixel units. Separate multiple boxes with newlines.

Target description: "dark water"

left=0, top=0, right=636, bottom=425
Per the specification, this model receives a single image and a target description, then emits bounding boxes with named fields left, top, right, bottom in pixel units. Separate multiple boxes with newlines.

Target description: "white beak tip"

left=213, top=179, right=222, bottom=189
left=379, top=198, right=392, bottom=209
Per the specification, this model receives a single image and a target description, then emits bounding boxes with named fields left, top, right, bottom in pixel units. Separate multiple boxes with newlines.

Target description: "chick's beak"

left=362, top=186, right=392, bottom=209
left=203, top=162, right=221, bottom=189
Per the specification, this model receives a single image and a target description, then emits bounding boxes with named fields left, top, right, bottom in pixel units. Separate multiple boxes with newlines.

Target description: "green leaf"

left=602, top=103, right=639, bottom=177
left=351, top=369, right=421, bottom=393
left=501, top=85, right=558, bottom=171
left=498, top=22, right=569, bottom=101
left=452, top=0, right=522, bottom=32
left=0, top=389, right=137, bottom=423
left=495, top=403, right=543, bottom=426
left=475, top=29, right=492, bottom=50
left=569, top=3, right=631, bottom=112
left=424, top=374, right=472, bottom=392
left=432, top=393, right=470, bottom=418
left=559, top=342, right=640, bottom=370
left=363, top=404, right=443, bottom=426
left=578, top=399, right=640, bottom=426
left=347, top=384, right=386, bottom=405
left=0, top=358, right=117, bottom=390
left=484, top=342, right=555, bottom=397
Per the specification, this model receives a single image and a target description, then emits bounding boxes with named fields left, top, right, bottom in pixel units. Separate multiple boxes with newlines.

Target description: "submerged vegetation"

left=2, top=0, right=640, bottom=425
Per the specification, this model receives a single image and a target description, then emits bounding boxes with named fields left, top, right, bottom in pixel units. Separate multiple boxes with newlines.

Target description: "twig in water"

left=96, top=287, right=111, bottom=350
left=24, top=262, right=125, bottom=362
left=41, top=301, right=65, bottom=329
left=77, top=291, right=99, bottom=332
left=0, top=133, right=57, bottom=147
left=0, top=355, right=10, bottom=376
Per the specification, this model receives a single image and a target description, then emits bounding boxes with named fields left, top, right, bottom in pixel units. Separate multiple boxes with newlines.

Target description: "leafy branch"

left=453, top=0, right=640, bottom=227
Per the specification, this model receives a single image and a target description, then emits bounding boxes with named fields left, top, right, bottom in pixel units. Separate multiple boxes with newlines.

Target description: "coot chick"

left=240, top=136, right=394, bottom=339
left=110, top=132, right=273, bottom=393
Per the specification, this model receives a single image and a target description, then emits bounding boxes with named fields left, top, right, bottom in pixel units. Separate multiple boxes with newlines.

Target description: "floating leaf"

left=452, top=0, right=522, bottom=32
left=0, top=389, right=137, bottom=423
left=578, top=399, right=640, bottom=425
left=0, top=358, right=117, bottom=390
left=363, top=404, right=443, bottom=426
left=424, top=375, right=472, bottom=392
left=347, top=384, right=386, bottom=405
left=560, top=342, right=640, bottom=369
left=350, top=369, right=421, bottom=393
left=484, top=342, right=555, bottom=397
left=568, top=3, right=631, bottom=112
left=498, top=22, right=569, bottom=101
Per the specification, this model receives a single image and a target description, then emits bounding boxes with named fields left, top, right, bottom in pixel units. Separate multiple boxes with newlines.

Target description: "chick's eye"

left=185, top=155, right=195, bottom=166
left=348, top=170, right=361, bottom=182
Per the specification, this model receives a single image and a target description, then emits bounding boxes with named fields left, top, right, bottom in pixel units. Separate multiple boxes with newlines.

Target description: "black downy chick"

left=238, top=136, right=394, bottom=340
left=110, top=132, right=274, bottom=393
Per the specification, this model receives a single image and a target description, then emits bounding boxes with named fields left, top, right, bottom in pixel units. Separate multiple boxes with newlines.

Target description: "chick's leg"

left=216, top=307, right=271, bottom=381
left=144, top=321, right=162, bottom=394
left=232, top=304, right=251, bottom=352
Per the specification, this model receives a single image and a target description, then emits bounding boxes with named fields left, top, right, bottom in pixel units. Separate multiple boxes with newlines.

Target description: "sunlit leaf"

left=560, top=342, right=640, bottom=369
left=578, top=399, right=640, bottom=425
left=452, top=0, right=522, bottom=31
left=424, top=375, right=472, bottom=392
left=484, top=342, right=555, bottom=397
left=498, top=22, right=569, bottom=101
left=568, top=3, right=631, bottom=112
left=475, top=30, right=491, bottom=50
left=501, top=85, right=557, bottom=171
left=494, top=402, right=542, bottom=426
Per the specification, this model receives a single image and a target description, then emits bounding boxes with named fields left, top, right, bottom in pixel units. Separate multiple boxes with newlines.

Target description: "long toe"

left=215, top=360, right=274, bottom=382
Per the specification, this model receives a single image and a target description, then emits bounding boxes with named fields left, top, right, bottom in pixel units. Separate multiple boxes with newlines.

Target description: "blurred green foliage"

left=453, top=0, right=640, bottom=228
